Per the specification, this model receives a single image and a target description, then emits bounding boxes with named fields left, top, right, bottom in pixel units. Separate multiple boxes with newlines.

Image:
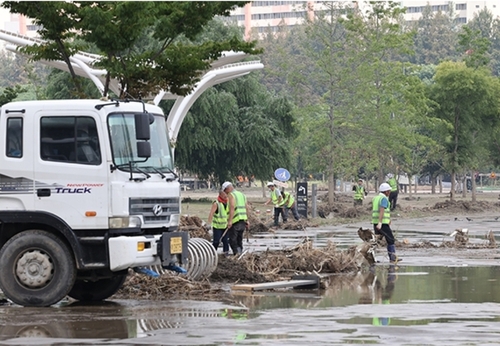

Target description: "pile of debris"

left=115, top=270, right=228, bottom=301
left=117, top=237, right=364, bottom=300
left=236, top=239, right=360, bottom=279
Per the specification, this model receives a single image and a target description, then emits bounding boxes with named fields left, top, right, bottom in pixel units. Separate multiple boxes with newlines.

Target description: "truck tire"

left=0, top=324, right=73, bottom=339
left=68, top=274, right=127, bottom=302
left=0, top=230, right=76, bottom=307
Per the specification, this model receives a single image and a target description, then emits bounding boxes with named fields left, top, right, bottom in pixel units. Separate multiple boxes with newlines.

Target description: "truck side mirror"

left=137, top=141, right=151, bottom=158
left=134, top=113, right=150, bottom=140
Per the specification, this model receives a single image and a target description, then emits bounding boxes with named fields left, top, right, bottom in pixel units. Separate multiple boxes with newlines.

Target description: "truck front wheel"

left=0, top=230, right=76, bottom=307
left=68, top=274, right=127, bottom=302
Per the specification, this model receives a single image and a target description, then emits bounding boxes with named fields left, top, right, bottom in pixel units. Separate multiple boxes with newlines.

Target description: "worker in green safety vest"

left=352, top=178, right=367, bottom=206
left=281, top=190, right=300, bottom=221
left=222, top=181, right=249, bottom=255
left=207, top=189, right=229, bottom=256
left=264, top=182, right=286, bottom=227
left=372, top=183, right=401, bottom=263
left=386, top=173, right=399, bottom=211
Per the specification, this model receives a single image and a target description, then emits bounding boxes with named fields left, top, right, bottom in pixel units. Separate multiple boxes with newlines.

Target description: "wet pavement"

left=1, top=215, right=500, bottom=345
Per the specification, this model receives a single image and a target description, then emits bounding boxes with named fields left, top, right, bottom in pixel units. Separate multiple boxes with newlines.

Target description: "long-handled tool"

left=220, top=227, right=229, bottom=240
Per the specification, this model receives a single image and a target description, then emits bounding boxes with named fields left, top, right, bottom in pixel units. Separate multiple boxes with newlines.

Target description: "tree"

left=340, top=2, right=429, bottom=190
left=429, top=61, right=500, bottom=200
left=0, top=85, right=26, bottom=106
left=467, top=8, right=500, bottom=76
left=2, top=1, right=261, bottom=98
left=173, top=73, right=295, bottom=185
left=411, top=4, right=460, bottom=65
left=458, top=26, right=491, bottom=69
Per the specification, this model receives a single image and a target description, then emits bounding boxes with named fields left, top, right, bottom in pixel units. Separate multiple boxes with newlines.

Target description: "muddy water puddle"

left=0, top=265, right=499, bottom=345
left=1, top=216, right=500, bottom=345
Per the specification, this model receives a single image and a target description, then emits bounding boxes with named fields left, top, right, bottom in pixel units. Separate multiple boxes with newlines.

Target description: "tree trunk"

left=328, top=171, right=335, bottom=206
left=450, top=172, right=456, bottom=201
left=462, top=174, right=467, bottom=198
left=471, top=170, right=477, bottom=202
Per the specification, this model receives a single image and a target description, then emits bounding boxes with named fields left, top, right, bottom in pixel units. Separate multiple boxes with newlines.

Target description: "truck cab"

left=0, top=99, right=188, bottom=306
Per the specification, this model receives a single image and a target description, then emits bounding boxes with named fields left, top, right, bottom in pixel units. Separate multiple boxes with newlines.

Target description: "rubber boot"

left=387, top=244, right=399, bottom=263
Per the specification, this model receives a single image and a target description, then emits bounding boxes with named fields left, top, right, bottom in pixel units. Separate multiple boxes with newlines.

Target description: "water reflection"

left=358, top=266, right=396, bottom=326
left=0, top=300, right=236, bottom=341
left=0, top=266, right=500, bottom=344
left=232, top=265, right=500, bottom=310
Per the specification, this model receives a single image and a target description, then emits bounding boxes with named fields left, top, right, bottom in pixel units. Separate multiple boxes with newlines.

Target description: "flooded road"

left=1, top=215, right=499, bottom=345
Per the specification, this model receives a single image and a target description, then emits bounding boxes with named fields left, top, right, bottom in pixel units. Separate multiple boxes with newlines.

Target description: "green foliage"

left=1, top=1, right=260, bottom=98
left=174, top=74, right=295, bottom=184
left=45, top=70, right=101, bottom=99
left=429, top=61, right=500, bottom=180
left=466, top=8, right=500, bottom=75
left=458, top=26, right=491, bottom=68
left=0, top=85, right=26, bottom=106
left=410, top=3, right=460, bottom=65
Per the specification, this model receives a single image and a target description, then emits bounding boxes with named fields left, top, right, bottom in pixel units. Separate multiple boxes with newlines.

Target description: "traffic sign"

left=274, top=168, right=291, bottom=182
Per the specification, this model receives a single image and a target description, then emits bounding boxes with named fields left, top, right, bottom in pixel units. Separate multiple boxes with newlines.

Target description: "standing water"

left=0, top=265, right=499, bottom=345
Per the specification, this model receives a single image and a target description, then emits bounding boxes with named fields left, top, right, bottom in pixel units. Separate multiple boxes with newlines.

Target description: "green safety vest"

left=231, top=190, right=248, bottom=223
left=270, top=188, right=286, bottom=207
left=372, top=194, right=391, bottom=224
left=387, top=177, right=398, bottom=192
left=212, top=200, right=228, bottom=229
left=283, top=191, right=295, bottom=208
left=354, top=185, right=365, bottom=200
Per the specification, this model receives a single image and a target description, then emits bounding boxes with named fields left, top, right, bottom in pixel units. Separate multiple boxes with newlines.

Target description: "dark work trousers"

left=373, top=223, right=395, bottom=246
left=212, top=227, right=229, bottom=254
left=274, top=207, right=286, bottom=226
left=228, top=220, right=246, bottom=255
left=284, top=203, right=300, bottom=221
left=389, top=191, right=398, bottom=211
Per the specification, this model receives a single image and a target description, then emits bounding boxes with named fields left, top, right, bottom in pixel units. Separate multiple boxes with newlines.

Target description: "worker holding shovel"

left=207, top=189, right=230, bottom=257
left=265, top=182, right=286, bottom=227
left=223, top=181, right=249, bottom=256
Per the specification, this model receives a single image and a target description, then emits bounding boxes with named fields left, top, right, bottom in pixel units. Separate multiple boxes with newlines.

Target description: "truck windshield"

left=108, top=112, right=174, bottom=172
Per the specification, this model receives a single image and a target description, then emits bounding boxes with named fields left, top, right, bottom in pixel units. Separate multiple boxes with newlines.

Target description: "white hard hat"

left=387, top=173, right=393, bottom=178
left=221, top=181, right=232, bottom=190
left=379, top=183, right=391, bottom=192
left=267, top=182, right=275, bottom=187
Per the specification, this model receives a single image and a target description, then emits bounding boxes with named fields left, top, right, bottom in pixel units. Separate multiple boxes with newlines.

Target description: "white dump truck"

left=0, top=98, right=204, bottom=307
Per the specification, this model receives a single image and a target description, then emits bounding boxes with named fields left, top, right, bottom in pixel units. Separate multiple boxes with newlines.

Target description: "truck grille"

left=129, top=197, right=180, bottom=224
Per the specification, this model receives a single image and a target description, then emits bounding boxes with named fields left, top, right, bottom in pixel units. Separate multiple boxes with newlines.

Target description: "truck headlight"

left=170, top=214, right=179, bottom=227
left=109, top=216, right=142, bottom=229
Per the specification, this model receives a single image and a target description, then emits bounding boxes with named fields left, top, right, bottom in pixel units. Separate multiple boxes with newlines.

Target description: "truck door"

left=33, top=112, right=108, bottom=230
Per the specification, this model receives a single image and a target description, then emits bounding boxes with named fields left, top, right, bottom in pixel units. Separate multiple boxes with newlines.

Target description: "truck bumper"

left=108, top=232, right=188, bottom=271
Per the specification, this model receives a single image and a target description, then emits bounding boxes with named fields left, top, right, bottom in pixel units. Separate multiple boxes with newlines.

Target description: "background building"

left=230, top=1, right=500, bottom=40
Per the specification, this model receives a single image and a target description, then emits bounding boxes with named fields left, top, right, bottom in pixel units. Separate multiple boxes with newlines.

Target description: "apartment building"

left=1, top=1, right=499, bottom=42
left=229, top=1, right=500, bottom=40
